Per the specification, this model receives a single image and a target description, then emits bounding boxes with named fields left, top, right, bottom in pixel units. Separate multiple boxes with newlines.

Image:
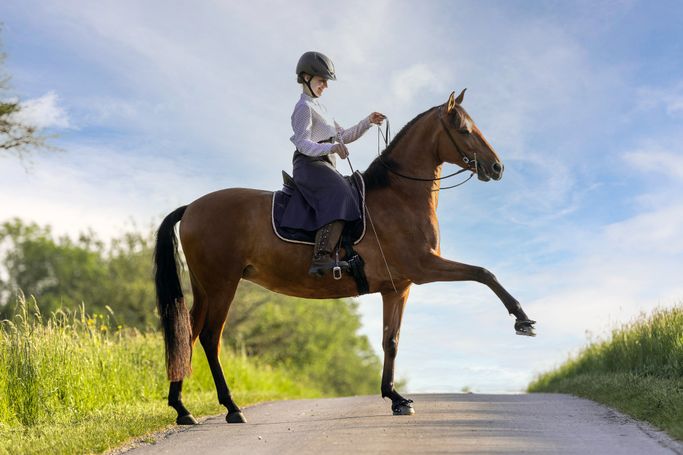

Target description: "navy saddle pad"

left=271, top=171, right=366, bottom=245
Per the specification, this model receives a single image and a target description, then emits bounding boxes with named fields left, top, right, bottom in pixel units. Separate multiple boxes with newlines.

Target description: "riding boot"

left=308, top=220, right=348, bottom=277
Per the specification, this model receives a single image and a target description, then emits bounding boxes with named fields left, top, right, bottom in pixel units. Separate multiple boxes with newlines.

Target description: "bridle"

left=376, top=107, right=479, bottom=191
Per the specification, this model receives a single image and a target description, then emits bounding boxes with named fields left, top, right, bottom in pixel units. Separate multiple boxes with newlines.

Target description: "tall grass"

left=529, top=304, right=683, bottom=440
left=0, top=295, right=323, bottom=454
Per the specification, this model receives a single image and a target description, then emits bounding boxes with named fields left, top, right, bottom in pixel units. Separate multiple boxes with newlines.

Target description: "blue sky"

left=1, top=0, right=682, bottom=392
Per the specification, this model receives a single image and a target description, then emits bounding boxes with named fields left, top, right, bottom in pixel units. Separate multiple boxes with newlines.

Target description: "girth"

left=340, top=234, right=369, bottom=295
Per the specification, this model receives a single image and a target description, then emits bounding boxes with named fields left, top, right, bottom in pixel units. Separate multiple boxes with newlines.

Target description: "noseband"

left=376, top=109, right=478, bottom=191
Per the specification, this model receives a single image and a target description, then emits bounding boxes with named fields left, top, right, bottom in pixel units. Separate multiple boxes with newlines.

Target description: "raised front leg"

left=412, top=254, right=536, bottom=336
left=381, top=287, right=415, bottom=415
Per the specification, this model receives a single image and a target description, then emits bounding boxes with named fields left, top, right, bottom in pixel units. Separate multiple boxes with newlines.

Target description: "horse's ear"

left=455, top=88, right=466, bottom=105
left=447, top=91, right=456, bottom=114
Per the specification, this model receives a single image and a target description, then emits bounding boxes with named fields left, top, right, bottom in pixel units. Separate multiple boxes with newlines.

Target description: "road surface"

left=123, top=393, right=682, bottom=454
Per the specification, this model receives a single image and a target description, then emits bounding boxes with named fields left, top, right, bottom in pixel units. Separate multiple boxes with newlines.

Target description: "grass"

left=528, top=304, right=683, bottom=440
left=0, top=296, right=324, bottom=455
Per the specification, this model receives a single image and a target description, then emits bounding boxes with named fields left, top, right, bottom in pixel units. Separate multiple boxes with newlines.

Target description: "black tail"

left=154, top=205, right=191, bottom=381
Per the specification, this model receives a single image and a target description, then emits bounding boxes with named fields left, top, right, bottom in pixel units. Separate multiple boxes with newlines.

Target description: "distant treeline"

left=528, top=305, right=683, bottom=440
left=0, top=218, right=383, bottom=396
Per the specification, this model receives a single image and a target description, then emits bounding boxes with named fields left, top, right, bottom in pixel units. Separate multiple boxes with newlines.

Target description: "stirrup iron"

left=333, top=251, right=342, bottom=280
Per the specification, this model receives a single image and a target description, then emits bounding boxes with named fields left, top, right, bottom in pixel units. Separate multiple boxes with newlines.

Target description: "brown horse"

left=154, top=89, right=536, bottom=425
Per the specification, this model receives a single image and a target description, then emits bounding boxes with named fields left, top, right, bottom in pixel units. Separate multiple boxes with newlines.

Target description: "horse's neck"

left=389, top=115, right=442, bottom=210
left=382, top=131, right=442, bottom=251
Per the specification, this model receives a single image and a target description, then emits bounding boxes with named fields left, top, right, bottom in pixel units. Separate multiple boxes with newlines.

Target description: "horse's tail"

left=154, top=205, right=192, bottom=381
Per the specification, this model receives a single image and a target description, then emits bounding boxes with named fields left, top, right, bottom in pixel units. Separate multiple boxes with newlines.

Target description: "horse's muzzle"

left=491, top=162, right=504, bottom=180
left=477, top=161, right=504, bottom=182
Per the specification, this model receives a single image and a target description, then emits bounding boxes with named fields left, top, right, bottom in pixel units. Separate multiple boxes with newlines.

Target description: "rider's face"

left=309, top=76, right=328, bottom=97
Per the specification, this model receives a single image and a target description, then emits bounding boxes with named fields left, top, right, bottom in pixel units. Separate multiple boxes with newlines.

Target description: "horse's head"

left=437, top=89, right=503, bottom=182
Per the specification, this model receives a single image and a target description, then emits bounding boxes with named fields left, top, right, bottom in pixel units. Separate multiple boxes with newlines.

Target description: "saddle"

left=271, top=171, right=369, bottom=295
left=271, top=170, right=366, bottom=245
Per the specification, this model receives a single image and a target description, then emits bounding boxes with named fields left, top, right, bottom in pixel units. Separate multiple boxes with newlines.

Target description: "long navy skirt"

left=279, top=151, right=362, bottom=232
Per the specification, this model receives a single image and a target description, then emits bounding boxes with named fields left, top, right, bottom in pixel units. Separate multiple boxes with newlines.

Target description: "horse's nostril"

left=492, top=162, right=502, bottom=174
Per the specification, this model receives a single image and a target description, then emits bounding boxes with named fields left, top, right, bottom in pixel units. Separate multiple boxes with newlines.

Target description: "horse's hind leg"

left=381, top=286, right=415, bottom=416
left=200, top=277, right=246, bottom=423
left=169, top=381, right=197, bottom=425
left=168, top=275, right=208, bottom=425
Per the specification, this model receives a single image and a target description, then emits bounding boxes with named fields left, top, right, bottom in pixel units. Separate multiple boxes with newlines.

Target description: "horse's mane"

left=362, top=106, right=440, bottom=191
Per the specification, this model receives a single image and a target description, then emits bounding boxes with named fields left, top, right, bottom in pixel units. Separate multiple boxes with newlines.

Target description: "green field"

left=528, top=304, right=683, bottom=440
left=0, top=297, right=325, bottom=455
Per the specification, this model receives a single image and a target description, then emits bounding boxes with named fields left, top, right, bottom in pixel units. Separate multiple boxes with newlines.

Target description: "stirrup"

left=332, top=251, right=343, bottom=280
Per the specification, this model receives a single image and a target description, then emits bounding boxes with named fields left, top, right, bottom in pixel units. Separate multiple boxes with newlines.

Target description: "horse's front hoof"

left=176, top=414, right=199, bottom=425
left=515, top=319, right=536, bottom=337
left=226, top=411, right=247, bottom=423
left=392, top=399, right=415, bottom=416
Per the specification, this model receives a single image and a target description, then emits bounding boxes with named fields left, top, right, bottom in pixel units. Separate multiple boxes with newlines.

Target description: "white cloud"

left=624, top=148, right=683, bottom=181
left=391, top=64, right=444, bottom=104
left=14, top=91, right=70, bottom=129
left=636, top=80, right=683, bottom=117
left=0, top=143, right=216, bottom=240
left=604, top=204, right=683, bottom=254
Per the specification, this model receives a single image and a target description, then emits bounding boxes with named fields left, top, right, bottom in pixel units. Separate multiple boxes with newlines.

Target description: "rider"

left=288, top=51, right=385, bottom=277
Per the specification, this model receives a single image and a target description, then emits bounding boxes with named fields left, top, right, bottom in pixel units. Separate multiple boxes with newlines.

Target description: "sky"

left=1, top=0, right=682, bottom=393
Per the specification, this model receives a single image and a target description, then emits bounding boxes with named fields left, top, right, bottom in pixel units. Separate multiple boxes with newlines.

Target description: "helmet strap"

left=303, top=75, right=319, bottom=98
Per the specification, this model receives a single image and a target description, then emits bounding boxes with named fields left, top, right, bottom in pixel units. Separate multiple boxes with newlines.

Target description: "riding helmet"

left=296, top=51, right=337, bottom=83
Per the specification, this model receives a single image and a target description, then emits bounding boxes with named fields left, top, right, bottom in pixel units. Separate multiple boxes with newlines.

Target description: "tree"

left=0, top=27, right=48, bottom=158
left=0, top=219, right=158, bottom=328
left=224, top=281, right=383, bottom=395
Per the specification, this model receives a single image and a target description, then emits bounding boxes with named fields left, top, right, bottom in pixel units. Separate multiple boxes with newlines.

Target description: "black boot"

left=308, top=220, right=348, bottom=277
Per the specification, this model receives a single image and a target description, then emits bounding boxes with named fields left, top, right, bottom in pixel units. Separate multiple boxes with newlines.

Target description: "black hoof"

left=176, top=414, right=199, bottom=425
left=392, top=399, right=415, bottom=416
left=226, top=411, right=247, bottom=423
left=515, top=319, right=537, bottom=337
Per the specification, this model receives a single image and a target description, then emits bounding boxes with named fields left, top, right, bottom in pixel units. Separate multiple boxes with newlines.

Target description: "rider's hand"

left=331, top=143, right=349, bottom=159
left=368, top=112, right=386, bottom=125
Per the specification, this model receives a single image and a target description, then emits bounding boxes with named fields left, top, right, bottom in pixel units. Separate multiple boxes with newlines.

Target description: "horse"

left=154, top=89, right=536, bottom=425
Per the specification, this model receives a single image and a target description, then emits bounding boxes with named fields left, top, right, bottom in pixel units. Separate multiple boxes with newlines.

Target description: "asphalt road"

left=123, top=394, right=682, bottom=454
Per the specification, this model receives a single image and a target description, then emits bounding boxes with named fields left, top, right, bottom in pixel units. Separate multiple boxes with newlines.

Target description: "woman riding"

left=282, top=51, right=385, bottom=277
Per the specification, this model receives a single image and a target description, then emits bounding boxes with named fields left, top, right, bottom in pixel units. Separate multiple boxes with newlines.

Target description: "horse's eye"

left=458, top=127, right=471, bottom=135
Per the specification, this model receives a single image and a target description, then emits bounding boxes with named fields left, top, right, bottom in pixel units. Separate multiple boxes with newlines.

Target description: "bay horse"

left=154, top=89, right=536, bottom=425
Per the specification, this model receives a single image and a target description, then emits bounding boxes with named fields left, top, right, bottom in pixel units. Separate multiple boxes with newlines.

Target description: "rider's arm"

left=334, top=116, right=372, bottom=144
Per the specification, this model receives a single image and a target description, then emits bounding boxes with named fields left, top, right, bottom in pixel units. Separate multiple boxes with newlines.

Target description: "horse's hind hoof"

left=176, top=414, right=199, bottom=425
left=515, top=319, right=537, bottom=337
left=392, top=399, right=415, bottom=416
left=226, top=411, right=247, bottom=423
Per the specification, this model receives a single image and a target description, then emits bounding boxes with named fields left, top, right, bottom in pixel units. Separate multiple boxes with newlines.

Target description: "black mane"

left=362, top=106, right=439, bottom=191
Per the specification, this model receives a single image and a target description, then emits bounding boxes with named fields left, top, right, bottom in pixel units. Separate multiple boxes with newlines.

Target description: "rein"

left=338, top=132, right=399, bottom=294
left=375, top=112, right=477, bottom=191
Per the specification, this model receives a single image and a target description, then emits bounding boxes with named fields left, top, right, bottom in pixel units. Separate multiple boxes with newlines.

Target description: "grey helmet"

left=296, top=51, right=337, bottom=83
